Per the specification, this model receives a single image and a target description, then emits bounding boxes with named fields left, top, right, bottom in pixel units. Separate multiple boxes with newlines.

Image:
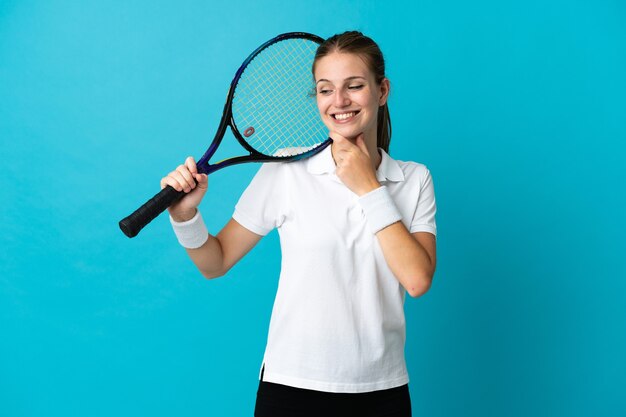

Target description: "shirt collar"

left=306, top=145, right=405, bottom=183
left=376, top=148, right=406, bottom=182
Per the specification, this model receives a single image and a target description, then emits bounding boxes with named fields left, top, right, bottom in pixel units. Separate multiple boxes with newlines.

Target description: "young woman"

left=162, top=31, right=437, bottom=417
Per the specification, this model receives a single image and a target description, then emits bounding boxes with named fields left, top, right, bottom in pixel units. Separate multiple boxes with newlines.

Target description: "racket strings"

left=258, top=46, right=320, bottom=154
left=235, top=42, right=318, bottom=152
left=232, top=38, right=328, bottom=157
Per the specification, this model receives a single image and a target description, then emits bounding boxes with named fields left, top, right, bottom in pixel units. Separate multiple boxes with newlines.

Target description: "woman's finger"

left=175, top=164, right=196, bottom=190
left=185, top=156, right=198, bottom=175
left=161, top=174, right=183, bottom=191
left=169, top=170, right=193, bottom=192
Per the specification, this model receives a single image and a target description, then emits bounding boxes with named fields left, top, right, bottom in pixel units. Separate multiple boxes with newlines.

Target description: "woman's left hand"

left=331, top=133, right=381, bottom=196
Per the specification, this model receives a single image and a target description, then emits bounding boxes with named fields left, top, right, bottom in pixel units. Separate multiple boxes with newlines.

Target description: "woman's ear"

left=379, top=78, right=390, bottom=106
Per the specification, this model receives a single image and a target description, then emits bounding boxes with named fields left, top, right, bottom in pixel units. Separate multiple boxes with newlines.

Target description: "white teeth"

left=334, top=112, right=355, bottom=120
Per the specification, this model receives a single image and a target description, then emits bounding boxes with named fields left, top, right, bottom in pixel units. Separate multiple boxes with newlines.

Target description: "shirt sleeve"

left=232, top=163, right=285, bottom=236
left=410, top=167, right=437, bottom=236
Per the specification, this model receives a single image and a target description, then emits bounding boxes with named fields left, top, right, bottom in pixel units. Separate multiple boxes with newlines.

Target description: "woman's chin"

left=330, top=129, right=361, bottom=141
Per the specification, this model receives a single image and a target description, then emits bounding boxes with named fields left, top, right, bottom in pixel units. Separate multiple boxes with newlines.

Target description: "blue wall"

left=1, top=1, right=624, bottom=416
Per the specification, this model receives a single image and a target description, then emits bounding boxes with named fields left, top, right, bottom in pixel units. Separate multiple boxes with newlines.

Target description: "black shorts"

left=254, top=380, right=412, bottom=417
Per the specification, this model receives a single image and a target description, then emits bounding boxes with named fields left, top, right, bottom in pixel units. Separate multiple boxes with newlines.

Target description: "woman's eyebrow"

left=315, top=76, right=367, bottom=85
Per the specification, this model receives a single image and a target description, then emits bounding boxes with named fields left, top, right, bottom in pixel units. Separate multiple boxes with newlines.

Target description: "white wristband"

left=169, top=210, right=209, bottom=249
left=358, top=186, right=402, bottom=234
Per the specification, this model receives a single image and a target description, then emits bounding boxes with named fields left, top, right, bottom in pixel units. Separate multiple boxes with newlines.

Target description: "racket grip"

left=119, top=185, right=186, bottom=238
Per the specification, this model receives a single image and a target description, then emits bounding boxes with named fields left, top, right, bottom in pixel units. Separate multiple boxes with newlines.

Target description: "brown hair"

left=312, top=31, right=391, bottom=152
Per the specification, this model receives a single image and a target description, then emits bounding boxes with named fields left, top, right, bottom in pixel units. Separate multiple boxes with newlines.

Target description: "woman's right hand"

left=161, top=156, right=208, bottom=222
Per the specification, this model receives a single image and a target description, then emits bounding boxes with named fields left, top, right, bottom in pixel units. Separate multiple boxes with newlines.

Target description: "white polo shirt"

left=232, top=145, right=437, bottom=393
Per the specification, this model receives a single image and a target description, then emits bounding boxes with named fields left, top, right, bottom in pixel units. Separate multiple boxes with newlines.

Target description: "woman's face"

left=314, top=52, right=389, bottom=144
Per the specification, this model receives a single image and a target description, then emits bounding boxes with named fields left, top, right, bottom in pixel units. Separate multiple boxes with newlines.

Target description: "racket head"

left=197, top=32, right=330, bottom=172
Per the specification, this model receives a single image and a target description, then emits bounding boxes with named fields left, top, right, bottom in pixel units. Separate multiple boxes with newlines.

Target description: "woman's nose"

left=334, top=90, right=350, bottom=107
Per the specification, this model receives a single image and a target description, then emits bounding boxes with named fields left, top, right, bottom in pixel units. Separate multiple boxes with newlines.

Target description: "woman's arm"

left=183, top=217, right=262, bottom=279
left=375, top=226, right=436, bottom=297
left=163, top=157, right=262, bottom=279
left=329, top=135, right=437, bottom=297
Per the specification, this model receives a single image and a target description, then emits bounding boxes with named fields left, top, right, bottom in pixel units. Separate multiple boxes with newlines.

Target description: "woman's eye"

left=348, top=85, right=364, bottom=90
left=318, top=89, right=332, bottom=95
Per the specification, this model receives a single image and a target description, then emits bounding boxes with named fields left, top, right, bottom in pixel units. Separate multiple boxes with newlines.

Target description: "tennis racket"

left=119, top=32, right=331, bottom=238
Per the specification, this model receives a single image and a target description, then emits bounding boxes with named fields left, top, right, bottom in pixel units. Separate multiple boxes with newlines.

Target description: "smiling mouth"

left=331, top=111, right=360, bottom=120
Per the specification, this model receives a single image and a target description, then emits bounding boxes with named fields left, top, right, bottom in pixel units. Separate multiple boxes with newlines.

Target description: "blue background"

left=1, top=1, right=625, bottom=416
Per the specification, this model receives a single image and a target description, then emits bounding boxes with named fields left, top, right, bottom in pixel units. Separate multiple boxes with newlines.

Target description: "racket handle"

left=119, top=185, right=185, bottom=238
